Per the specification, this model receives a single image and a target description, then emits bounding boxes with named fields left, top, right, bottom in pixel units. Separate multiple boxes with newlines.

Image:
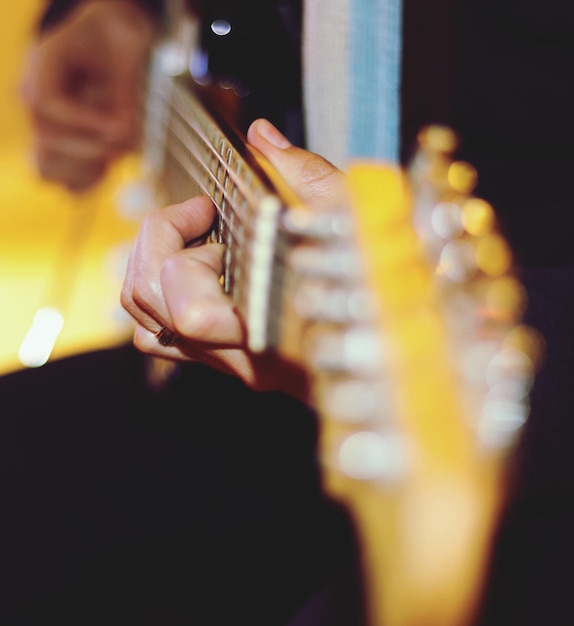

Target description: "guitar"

left=141, top=8, right=542, bottom=626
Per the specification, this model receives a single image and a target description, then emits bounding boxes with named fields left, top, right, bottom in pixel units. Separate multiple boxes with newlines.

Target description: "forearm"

left=38, top=0, right=165, bottom=31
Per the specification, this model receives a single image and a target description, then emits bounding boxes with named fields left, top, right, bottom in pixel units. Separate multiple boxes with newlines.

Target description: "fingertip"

left=247, top=118, right=292, bottom=150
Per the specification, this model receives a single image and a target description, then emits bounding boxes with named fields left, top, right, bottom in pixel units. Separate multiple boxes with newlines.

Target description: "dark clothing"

left=0, top=346, right=357, bottom=625
left=3, top=3, right=336, bottom=625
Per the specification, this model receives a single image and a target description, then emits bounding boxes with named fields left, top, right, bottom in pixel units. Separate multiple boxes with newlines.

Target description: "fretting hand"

left=120, top=118, right=344, bottom=401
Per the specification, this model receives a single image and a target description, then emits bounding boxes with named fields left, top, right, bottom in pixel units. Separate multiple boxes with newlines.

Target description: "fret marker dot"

left=211, top=20, right=231, bottom=36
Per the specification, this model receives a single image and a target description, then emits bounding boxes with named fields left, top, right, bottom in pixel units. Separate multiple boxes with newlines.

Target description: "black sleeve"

left=38, top=0, right=165, bottom=31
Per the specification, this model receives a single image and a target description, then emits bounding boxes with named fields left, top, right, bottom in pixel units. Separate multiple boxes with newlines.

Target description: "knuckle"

left=131, top=283, right=155, bottom=313
left=132, top=328, right=154, bottom=353
left=119, top=285, right=132, bottom=311
left=172, top=304, right=205, bottom=338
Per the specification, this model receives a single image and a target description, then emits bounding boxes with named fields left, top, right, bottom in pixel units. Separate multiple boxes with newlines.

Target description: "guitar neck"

left=143, top=34, right=542, bottom=626
left=144, top=48, right=301, bottom=353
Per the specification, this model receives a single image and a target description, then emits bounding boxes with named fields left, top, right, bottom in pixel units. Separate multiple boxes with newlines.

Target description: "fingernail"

left=254, top=119, right=292, bottom=149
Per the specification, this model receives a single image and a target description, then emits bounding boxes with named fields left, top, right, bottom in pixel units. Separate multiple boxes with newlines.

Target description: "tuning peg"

left=292, top=283, right=376, bottom=323
left=288, top=244, right=363, bottom=280
left=304, top=325, right=383, bottom=374
left=282, top=205, right=355, bottom=240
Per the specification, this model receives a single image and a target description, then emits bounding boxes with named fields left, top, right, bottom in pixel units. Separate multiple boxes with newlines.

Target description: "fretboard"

left=142, top=21, right=543, bottom=626
left=143, top=54, right=298, bottom=352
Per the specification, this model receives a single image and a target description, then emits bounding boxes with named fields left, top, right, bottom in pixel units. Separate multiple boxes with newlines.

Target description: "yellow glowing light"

left=476, top=234, right=512, bottom=277
left=417, top=125, right=458, bottom=154
left=485, top=276, right=526, bottom=317
left=462, top=198, right=495, bottom=237
left=448, top=161, right=478, bottom=195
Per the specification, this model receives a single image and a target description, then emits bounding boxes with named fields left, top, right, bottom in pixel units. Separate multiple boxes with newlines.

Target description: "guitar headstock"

left=141, top=32, right=542, bottom=617
left=279, top=125, right=542, bottom=626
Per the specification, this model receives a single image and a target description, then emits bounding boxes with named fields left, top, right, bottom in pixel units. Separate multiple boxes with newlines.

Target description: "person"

left=17, top=0, right=574, bottom=624
left=8, top=2, right=360, bottom=625
left=119, top=2, right=574, bottom=626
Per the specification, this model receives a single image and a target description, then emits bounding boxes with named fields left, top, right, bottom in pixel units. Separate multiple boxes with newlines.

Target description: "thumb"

left=246, top=118, right=345, bottom=206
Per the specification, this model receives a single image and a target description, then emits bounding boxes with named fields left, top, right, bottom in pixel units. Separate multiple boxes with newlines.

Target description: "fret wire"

left=165, top=123, right=284, bottom=329
left=164, top=84, right=271, bottom=212
left=229, top=159, right=242, bottom=302
left=150, top=76, right=286, bottom=349
left=149, top=73, right=281, bottom=224
left=220, top=143, right=232, bottom=291
left=214, top=137, right=225, bottom=236
left=217, top=143, right=235, bottom=243
left=158, top=84, right=280, bottom=256
left=165, top=108, right=256, bottom=231
left=163, top=113, right=244, bottom=207
left=166, top=114, right=259, bottom=227
left=164, top=121, right=253, bottom=249
left=222, top=146, right=238, bottom=293
left=164, top=109, right=284, bottom=296
left=164, top=130, right=253, bottom=311
left=164, top=114, right=271, bottom=315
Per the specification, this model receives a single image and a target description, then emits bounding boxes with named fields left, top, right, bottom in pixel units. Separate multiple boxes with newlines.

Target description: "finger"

left=25, top=61, right=133, bottom=148
left=121, top=229, right=175, bottom=332
left=35, top=130, right=113, bottom=163
left=246, top=118, right=346, bottom=205
left=161, top=244, right=246, bottom=345
left=32, top=146, right=106, bottom=192
left=131, top=323, right=251, bottom=375
left=35, top=99, right=142, bottom=156
left=120, top=196, right=217, bottom=331
left=132, top=324, right=309, bottom=400
left=26, top=69, right=115, bottom=137
left=30, top=107, right=115, bottom=190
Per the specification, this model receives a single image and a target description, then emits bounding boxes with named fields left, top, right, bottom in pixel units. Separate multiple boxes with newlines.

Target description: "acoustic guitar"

left=141, top=5, right=542, bottom=625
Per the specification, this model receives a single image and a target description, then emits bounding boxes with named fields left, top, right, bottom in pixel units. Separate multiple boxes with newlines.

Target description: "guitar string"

left=163, top=107, right=257, bottom=306
left=166, top=83, right=271, bottom=224
left=163, top=96, right=261, bottom=245
left=153, top=88, right=287, bottom=345
left=166, top=113, right=256, bottom=234
left=163, top=124, right=249, bottom=304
